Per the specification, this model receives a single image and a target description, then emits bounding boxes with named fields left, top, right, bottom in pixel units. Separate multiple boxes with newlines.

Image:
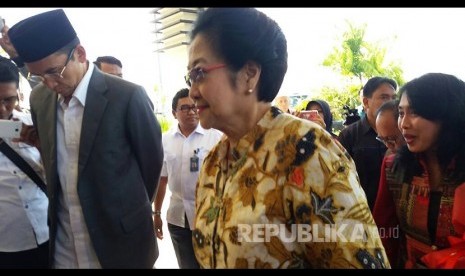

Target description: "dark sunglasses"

left=177, top=104, right=198, bottom=114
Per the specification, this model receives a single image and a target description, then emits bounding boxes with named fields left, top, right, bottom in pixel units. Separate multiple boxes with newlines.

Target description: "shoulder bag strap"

left=0, top=138, right=47, bottom=196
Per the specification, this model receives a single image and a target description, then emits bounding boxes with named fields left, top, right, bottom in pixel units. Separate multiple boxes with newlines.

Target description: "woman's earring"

left=248, top=89, right=253, bottom=93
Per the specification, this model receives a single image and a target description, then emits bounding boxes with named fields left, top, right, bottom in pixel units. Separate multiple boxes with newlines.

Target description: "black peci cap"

left=8, top=9, right=78, bottom=63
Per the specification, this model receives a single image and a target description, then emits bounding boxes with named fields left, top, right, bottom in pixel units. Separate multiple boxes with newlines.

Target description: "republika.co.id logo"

left=237, top=223, right=398, bottom=243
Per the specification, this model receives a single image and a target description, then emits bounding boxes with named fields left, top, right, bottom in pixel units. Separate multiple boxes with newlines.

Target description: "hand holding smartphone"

left=0, top=120, right=22, bottom=138
left=0, top=16, right=5, bottom=35
left=299, top=110, right=319, bottom=121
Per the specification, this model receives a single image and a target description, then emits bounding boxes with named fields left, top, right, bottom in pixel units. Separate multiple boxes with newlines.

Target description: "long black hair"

left=396, top=73, right=465, bottom=182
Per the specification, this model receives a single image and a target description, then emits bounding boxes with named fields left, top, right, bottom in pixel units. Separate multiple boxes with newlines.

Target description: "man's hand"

left=0, top=24, right=20, bottom=59
left=12, top=123, right=40, bottom=149
left=153, top=215, right=164, bottom=240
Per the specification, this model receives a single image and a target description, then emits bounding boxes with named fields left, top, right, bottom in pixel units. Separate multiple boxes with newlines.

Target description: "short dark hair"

left=94, top=56, right=122, bottom=69
left=172, top=88, right=190, bottom=111
left=376, top=100, right=399, bottom=120
left=363, top=76, right=397, bottom=98
left=190, top=8, right=288, bottom=102
left=0, top=56, right=20, bottom=88
left=56, top=38, right=80, bottom=61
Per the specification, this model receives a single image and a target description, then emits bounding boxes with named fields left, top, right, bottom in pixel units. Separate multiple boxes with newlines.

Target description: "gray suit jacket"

left=30, top=67, right=163, bottom=268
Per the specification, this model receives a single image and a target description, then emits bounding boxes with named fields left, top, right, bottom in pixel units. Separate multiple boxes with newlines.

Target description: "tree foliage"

left=322, top=21, right=405, bottom=88
left=318, top=21, right=405, bottom=122
left=319, top=84, right=361, bottom=121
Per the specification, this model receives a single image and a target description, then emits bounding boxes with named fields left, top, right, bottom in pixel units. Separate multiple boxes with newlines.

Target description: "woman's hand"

left=310, top=114, right=326, bottom=130
left=295, top=110, right=326, bottom=130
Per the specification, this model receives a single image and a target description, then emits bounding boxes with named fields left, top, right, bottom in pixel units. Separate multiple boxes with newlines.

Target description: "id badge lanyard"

left=190, top=148, right=200, bottom=172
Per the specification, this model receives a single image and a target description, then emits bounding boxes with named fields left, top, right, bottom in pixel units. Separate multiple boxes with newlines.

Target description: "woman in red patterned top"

left=373, top=73, right=465, bottom=268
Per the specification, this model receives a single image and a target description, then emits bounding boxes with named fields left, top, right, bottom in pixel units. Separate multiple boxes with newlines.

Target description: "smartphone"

left=0, top=16, right=5, bottom=33
left=0, top=120, right=22, bottom=138
left=309, top=110, right=319, bottom=120
left=299, top=110, right=319, bottom=121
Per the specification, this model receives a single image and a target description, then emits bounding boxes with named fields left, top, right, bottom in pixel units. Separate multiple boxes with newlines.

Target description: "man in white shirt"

left=153, top=88, right=222, bottom=268
left=0, top=56, right=48, bottom=268
left=8, top=9, right=163, bottom=268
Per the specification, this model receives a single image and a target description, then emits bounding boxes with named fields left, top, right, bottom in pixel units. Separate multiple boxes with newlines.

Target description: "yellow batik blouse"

left=193, top=107, right=390, bottom=269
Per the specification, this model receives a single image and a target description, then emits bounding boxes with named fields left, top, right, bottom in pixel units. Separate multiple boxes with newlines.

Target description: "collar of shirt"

left=360, top=114, right=376, bottom=136
left=58, top=61, right=94, bottom=107
left=11, top=109, right=33, bottom=125
left=173, top=123, right=206, bottom=137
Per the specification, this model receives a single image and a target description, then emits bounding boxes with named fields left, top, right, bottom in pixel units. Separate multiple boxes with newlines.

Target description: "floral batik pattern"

left=193, top=106, right=389, bottom=268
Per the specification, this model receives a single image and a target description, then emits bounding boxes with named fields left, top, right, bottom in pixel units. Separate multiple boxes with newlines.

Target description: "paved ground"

left=153, top=190, right=180, bottom=269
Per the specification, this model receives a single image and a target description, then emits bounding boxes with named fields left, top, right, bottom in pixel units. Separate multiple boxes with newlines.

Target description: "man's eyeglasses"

left=184, top=64, right=226, bottom=87
left=177, top=104, right=198, bottom=114
left=0, top=96, right=18, bottom=107
left=376, top=135, right=399, bottom=147
left=27, top=47, right=76, bottom=83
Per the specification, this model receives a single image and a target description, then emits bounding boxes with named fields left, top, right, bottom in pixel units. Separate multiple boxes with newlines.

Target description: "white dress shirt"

left=54, top=62, right=101, bottom=268
left=0, top=110, right=48, bottom=252
left=161, top=124, right=222, bottom=229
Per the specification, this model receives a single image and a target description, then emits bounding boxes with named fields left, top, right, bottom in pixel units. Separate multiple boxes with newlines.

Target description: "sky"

left=2, top=8, right=465, bottom=104
left=2, top=8, right=158, bottom=107
left=259, top=8, right=465, bottom=96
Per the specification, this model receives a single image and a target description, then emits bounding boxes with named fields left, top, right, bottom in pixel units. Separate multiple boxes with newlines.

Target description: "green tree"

left=151, top=83, right=174, bottom=133
left=322, top=21, right=405, bottom=88
left=318, top=84, right=361, bottom=122
left=156, top=114, right=172, bottom=133
left=318, top=21, right=405, bottom=125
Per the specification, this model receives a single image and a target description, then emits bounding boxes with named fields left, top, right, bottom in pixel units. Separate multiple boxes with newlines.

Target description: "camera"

left=0, top=16, right=5, bottom=33
left=342, top=105, right=361, bottom=126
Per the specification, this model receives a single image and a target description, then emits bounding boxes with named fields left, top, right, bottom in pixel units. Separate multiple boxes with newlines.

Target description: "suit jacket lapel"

left=44, top=90, right=57, bottom=162
left=31, top=85, right=59, bottom=201
left=78, top=69, right=108, bottom=176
